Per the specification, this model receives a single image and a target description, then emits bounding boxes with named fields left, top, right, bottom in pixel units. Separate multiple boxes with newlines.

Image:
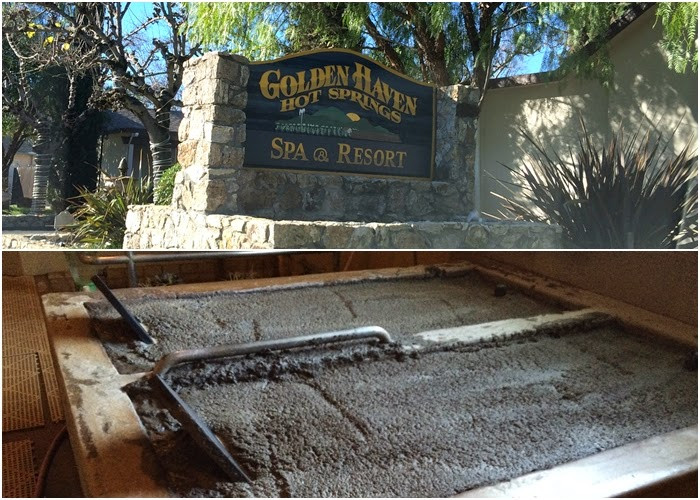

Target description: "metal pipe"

left=126, top=251, right=138, bottom=288
left=154, top=326, right=391, bottom=377
left=92, top=275, right=154, bottom=344
left=78, top=250, right=298, bottom=266
left=152, top=374, right=253, bottom=483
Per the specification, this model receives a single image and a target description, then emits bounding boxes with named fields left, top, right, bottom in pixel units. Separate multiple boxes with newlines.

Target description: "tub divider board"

left=414, top=308, right=609, bottom=345
left=41, top=262, right=697, bottom=497
left=472, top=262, right=698, bottom=348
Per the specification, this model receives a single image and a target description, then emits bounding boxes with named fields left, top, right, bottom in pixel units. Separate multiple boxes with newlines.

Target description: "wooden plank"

left=415, top=308, right=607, bottom=344
left=42, top=293, right=168, bottom=498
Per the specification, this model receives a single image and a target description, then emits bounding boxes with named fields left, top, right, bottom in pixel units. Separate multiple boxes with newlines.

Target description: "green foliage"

left=655, top=3, right=698, bottom=73
left=154, top=163, right=182, bottom=205
left=539, top=2, right=628, bottom=88
left=186, top=3, right=698, bottom=89
left=184, top=3, right=282, bottom=59
left=2, top=204, right=32, bottom=215
left=494, top=120, right=698, bottom=248
left=68, top=176, right=152, bottom=248
left=185, top=3, right=546, bottom=85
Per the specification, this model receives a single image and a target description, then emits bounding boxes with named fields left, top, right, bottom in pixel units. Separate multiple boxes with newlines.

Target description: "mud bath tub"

left=43, top=263, right=698, bottom=497
left=84, top=268, right=561, bottom=374
left=128, top=323, right=697, bottom=497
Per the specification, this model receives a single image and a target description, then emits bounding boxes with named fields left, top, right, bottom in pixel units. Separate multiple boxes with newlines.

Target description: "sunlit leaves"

left=655, top=2, right=698, bottom=73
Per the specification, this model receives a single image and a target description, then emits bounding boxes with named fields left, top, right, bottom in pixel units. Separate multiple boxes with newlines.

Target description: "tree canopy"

left=185, top=2, right=698, bottom=100
left=3, top=2, right=201, bottom=199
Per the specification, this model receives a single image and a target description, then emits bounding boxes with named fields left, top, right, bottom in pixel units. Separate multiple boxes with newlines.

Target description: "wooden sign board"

left=245, top=49, right=436, bottom=179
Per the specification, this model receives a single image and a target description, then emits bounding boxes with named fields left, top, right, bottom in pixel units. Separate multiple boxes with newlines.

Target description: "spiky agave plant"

left=493, top=119, right=697, bottom=248
left=68, top=174, right=152, bottom=248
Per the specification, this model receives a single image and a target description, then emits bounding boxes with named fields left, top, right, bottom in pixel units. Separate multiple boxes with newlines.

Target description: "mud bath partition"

left=84, top=265, right=563, bottom=374
left=42, top=263, right=698, bottom=496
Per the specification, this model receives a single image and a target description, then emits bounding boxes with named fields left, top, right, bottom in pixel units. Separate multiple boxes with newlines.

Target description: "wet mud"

left=128, top=325, right=698, bottom=497
left=85, top=273, right=560, bottom=373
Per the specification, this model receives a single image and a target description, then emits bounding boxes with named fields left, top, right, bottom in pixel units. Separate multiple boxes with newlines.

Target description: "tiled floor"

left=2, top=275, right=83, bottom=497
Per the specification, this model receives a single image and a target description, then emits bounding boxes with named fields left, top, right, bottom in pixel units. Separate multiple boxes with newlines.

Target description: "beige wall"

left=11, top=152, right=34, bottom=169
left=101, top=134, right=152, bottom=179
left=468, top=251, right=698, bottom=326
left=480, top=5, right=698, bottom=218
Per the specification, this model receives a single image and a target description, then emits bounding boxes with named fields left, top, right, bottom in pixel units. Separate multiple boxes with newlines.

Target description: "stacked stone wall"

left=124, top=206, right=561, bottom=249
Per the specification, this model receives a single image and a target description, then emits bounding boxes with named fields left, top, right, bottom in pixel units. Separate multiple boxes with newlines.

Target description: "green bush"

left=495, top=120, right=698, bottom=248
left=68, top=176, right=152, bottom=248
left=154, top=163, right=182, bottom=205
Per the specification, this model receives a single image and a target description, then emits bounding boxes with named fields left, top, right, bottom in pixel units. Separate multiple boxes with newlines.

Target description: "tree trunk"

left=30, top=124, right=54, bottom=214
left=130, top=104, right=173, bottom=189
left=149, top=107, right=173, bottom=188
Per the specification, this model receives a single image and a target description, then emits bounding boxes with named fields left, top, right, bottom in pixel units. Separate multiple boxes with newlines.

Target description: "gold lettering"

left=404, top=95, right=417, bottom=115
left=308, top=89, right=322, bottom=104
left=338, top=143, right=351, bottom=163
left=293, top=143, right=307, bottom=161
left=335, top=65, right=349, bottom=86
left=352, top=63, right=372, bottom=94
left=396, top=151, right=407, bottom=167
left=270, top=137, right=284, bottom=159
left=309, top=67, right=324, bottom=90
left=353, top=146, right=363, bottom=164
left=280, top=97, right=296, bottom=112
left=279, top=75, right=297, bottom=97
left=373, top=149, right=385, bottom=166
left=385, top=150, right=396, bottom=167
left=260, top=69, right=281, bottom=99
left=371, top=78, right=387, bottom=103
left=284, top=140, right=296, bottom=158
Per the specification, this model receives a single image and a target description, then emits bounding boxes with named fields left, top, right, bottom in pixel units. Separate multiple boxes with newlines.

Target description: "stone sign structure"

left=124, top=51, right=561, bottom=249
left=245, top=49, right=435, bottom=179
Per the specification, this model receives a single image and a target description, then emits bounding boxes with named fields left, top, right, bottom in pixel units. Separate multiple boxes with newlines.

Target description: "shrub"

left=494, top=120, right=698, bottom=248
left=154, top=163, right=182, bottom=205
left=68, top=176, right=152, bottom=248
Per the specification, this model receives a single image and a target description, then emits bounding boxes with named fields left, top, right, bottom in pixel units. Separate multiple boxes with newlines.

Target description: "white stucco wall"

left=480, top=5, right=698, bottom=218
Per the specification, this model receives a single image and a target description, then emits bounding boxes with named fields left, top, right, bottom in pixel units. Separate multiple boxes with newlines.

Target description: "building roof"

left=100, top=108, right=183, bottom=135
left=487, top=2, right=655, bottom=89
left=2, top=137, right=36, bottom=156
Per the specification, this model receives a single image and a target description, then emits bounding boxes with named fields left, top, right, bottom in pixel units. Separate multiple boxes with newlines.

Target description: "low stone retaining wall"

left=124, top=205, right=562, bottom=249
left=2, top=231, right=73, bottom=249
left=2, top=214, right=54, bottom=230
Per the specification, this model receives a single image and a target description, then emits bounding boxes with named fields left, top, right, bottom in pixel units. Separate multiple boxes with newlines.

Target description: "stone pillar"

left=173, top=52, right=249, bottom=213
left=435, top=85, right=480, bottom=214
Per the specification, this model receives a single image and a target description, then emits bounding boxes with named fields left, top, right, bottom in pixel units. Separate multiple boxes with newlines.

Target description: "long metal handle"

left=154, top=326, right=392, bottom=376
left=92, top=275, right=154, bottom=344
left=153, top=373, right=254, bottom=483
